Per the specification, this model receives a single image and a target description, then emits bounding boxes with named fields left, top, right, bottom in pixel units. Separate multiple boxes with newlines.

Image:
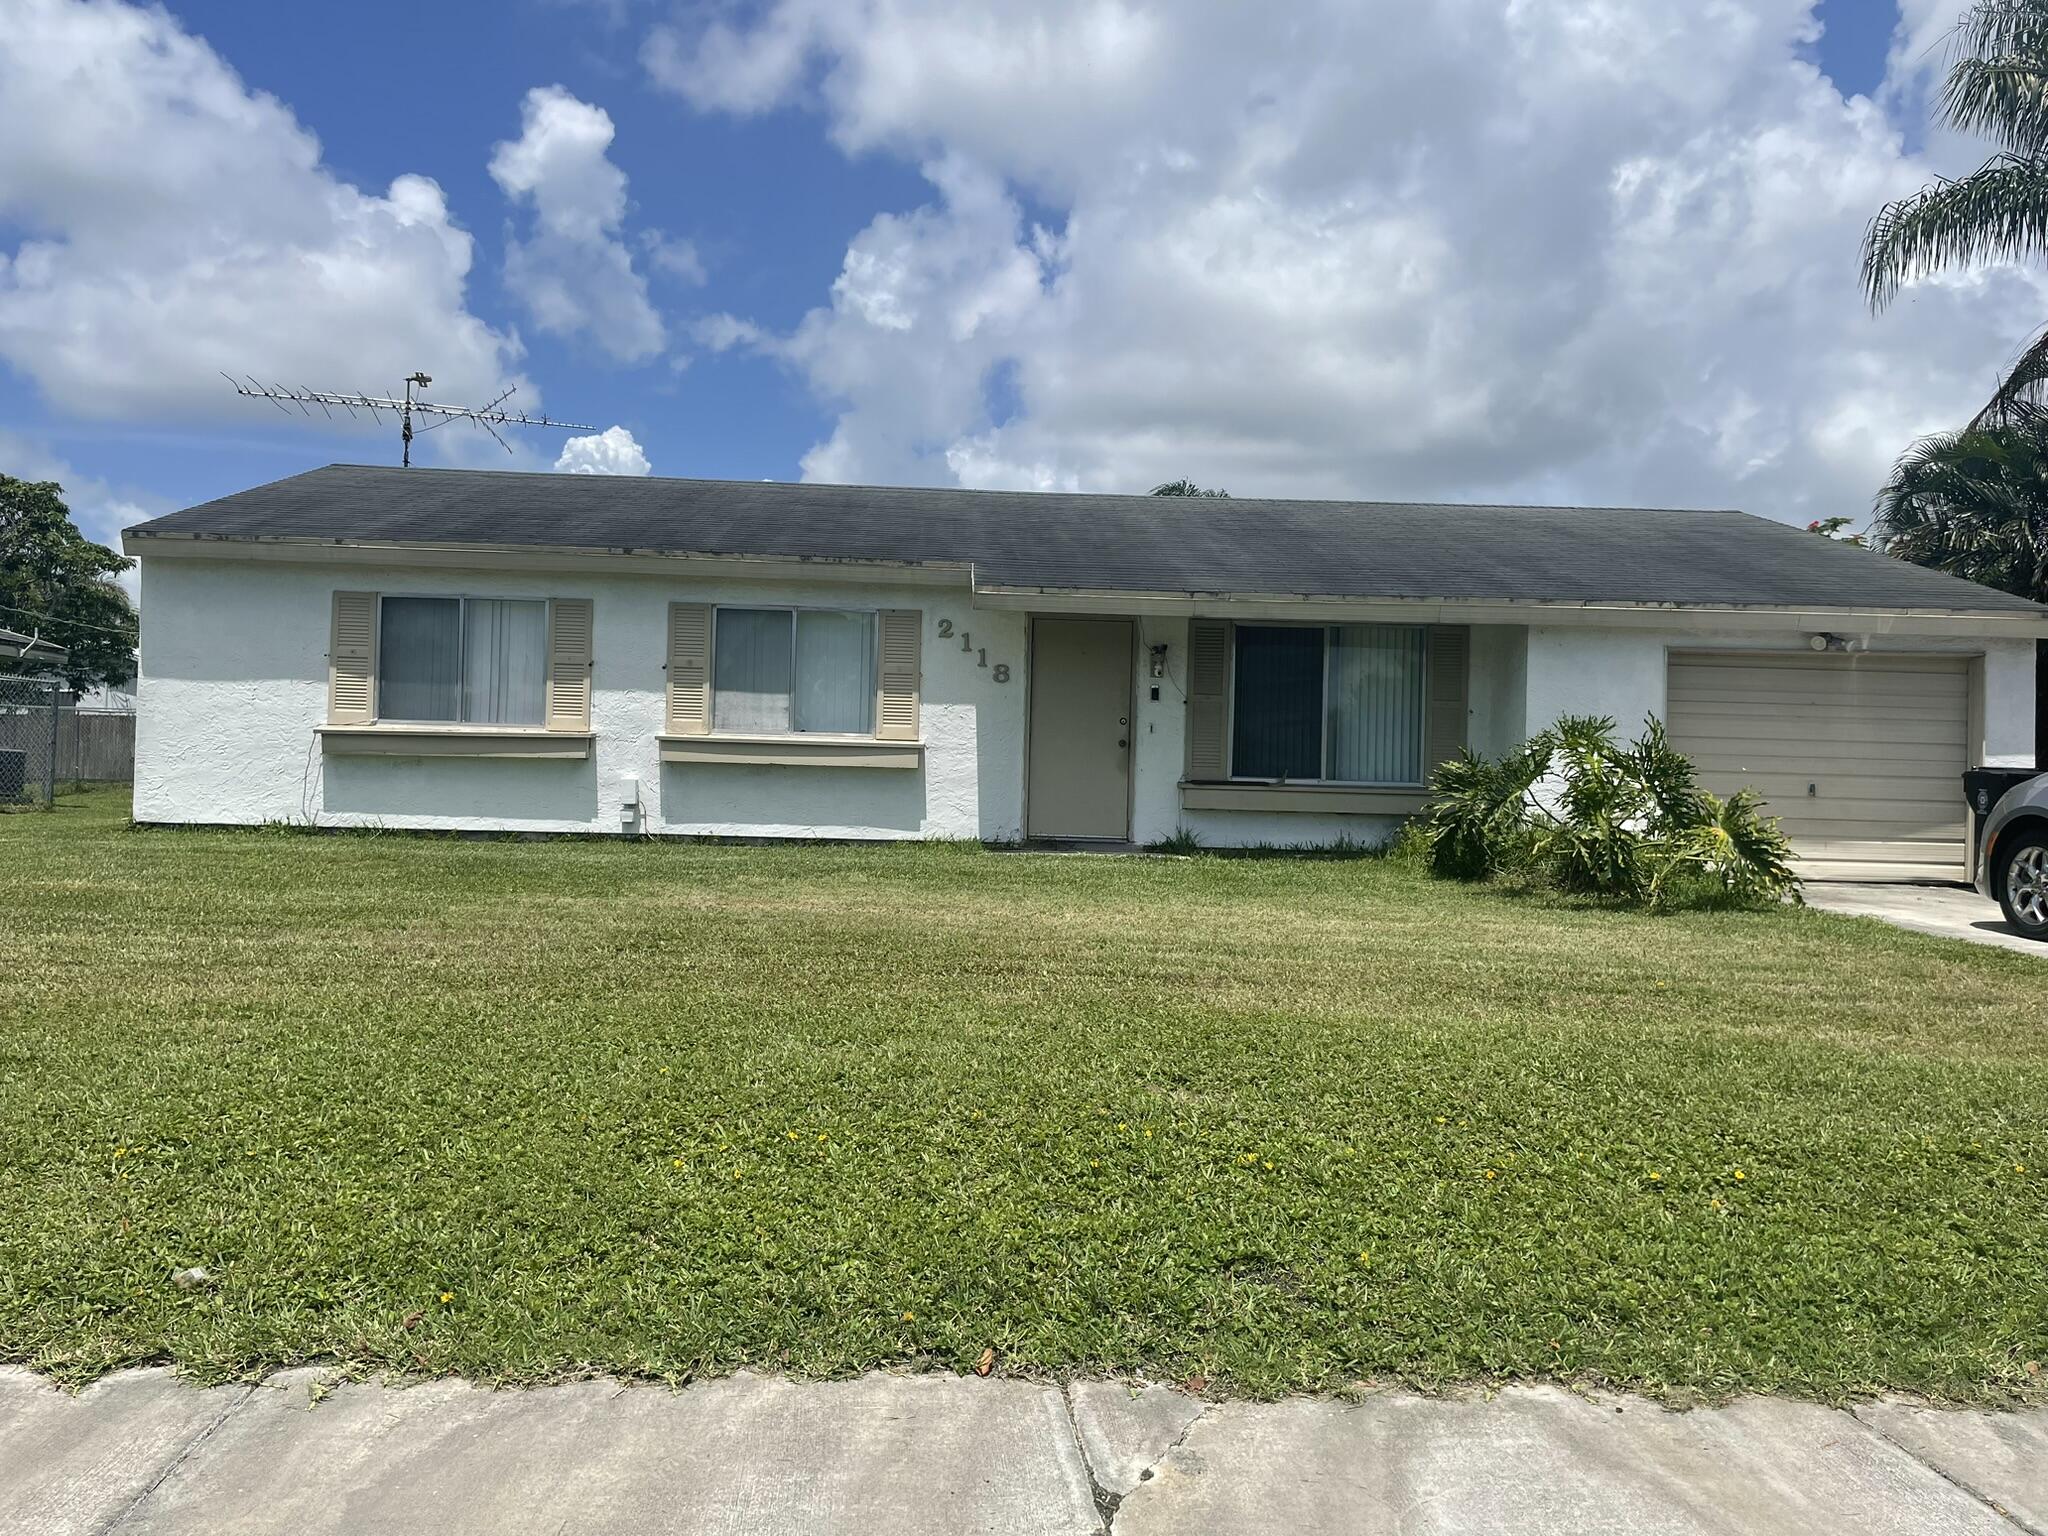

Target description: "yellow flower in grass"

left=1648, top=1171, right=1663, bottom=1182
left=440, top=1291, right=454, bottom=1303
left=902, top=1311, right=915, bottom=1322
left=1732, top=1170, right=1744, bottom=1181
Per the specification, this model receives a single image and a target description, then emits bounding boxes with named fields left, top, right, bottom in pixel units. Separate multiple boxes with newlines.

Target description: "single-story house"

left=123, top=464, right=2048, bottom=881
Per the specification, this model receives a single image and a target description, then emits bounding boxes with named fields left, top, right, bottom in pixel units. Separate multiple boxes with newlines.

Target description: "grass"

left=2, top=789, right=2046, bottom=1402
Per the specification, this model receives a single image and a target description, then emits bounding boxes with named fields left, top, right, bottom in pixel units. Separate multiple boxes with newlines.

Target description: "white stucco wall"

left=133, top=553, right=2039, bottom=846
left=135, top=557, right=1028, bottom=839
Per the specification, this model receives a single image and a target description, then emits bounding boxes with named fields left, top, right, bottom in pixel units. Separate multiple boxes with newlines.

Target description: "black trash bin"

left=1964, top=766, right=2042, bottom=821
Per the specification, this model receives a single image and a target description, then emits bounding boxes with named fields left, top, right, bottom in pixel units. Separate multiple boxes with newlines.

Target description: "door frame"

left=1023, top=614, right=1137, bottom=842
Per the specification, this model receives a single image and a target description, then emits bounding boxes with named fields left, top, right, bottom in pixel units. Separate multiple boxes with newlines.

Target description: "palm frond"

left=1973, top=322, right=2048, bottom=425
left=1861, top=153, right=2048, bottom=308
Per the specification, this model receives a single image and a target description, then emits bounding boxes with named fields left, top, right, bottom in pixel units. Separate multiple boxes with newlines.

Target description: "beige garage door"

left=1665, top=652, right=1970, bottom=882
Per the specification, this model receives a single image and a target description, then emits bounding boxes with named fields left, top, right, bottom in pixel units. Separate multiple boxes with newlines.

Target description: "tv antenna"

left=225, top=371, right=595, bottom=467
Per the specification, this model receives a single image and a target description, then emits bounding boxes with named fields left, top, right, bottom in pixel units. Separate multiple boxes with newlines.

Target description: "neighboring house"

left=122, top=464, right=2048, bottom=881
left=0, top=627, right=67, bottom=669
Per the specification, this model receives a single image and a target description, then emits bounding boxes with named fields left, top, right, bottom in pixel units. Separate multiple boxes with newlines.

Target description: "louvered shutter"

left=875, top=610, right=921, bottom=740
left=328, top=591, right=377, bottom=725
left=1424, top=624, right=1469, bottom=776
left=666, top=602, right=711, bottom=735
left=545, top=598, right=594, bottom=732
left=1185, top=618, right=1229, bottom=781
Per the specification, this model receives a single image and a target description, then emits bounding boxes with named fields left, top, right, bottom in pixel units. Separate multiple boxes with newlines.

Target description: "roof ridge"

left=317, top=463, right=1743, bottom=518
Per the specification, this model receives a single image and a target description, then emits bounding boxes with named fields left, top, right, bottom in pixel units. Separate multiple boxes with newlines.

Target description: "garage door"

left=1665, top=652, right=1970, bottom=882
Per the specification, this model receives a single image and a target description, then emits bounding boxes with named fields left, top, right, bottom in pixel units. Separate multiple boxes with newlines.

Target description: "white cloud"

left=0, top=0, right=523, bottom=424
left=649, top=0, right=2047, bottom=523
left=554, top=425, right=652, bottom=475
left=490, top=86, right=666, bottom=362
left=642, top=231, right=708, bottom=286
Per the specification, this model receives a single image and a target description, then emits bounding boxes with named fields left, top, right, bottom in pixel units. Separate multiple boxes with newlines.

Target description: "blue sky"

left=10, top=0, right=2042, bottom=555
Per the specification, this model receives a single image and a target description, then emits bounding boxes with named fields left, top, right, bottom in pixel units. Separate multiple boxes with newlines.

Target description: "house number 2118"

left=936, top=619, right=1009, bottom=682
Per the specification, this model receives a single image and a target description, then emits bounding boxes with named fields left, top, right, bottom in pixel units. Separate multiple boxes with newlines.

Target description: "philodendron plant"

left=1423, top=715, right=1799, bottom=907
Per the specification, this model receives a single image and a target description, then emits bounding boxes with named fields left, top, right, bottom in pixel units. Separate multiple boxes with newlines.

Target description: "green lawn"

left=2, top=789, right=2045, bottom=1400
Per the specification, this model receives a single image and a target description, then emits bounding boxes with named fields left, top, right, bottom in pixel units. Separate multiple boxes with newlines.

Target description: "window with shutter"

left=667, top=602, right=712, bottom=735
left=1185, top=619, right=1230, bottom=781
left=876, top=609, right=921, bottom=740
left=545, top=598, right=594, bottom=732
left=328, top=591, right=378, bottom=725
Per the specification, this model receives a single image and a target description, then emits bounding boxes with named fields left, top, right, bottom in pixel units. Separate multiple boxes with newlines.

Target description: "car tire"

left=1996, top=828, right=2048, bottom=942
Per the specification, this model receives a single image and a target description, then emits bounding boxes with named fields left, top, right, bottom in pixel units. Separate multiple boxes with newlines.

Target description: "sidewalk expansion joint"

left=1849, top=1405, right=2045, bottom=1536
left=1057, top=1382, right=1123, bottom=1532
left=99, top=1379, right=257, bottom=1535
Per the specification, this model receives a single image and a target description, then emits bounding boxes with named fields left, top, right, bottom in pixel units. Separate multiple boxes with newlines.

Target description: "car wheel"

left=1998, top=830, right=2048, bottom=941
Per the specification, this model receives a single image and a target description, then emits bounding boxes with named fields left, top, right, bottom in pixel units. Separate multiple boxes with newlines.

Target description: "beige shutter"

left=666, top=602, right=712, bottom=735
left=1185, top=618, right=1230, bottom=781
left=544, top=598, right=595, bottom=732
left=328, top=590, right=377, bottom=725
left=875, top=609, right=921, bottom=740
left=1424, top=624, right=1469, bottom=775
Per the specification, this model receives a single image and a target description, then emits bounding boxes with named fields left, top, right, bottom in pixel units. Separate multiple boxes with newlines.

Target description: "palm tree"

left=1862, top=0, right=2048, bottom=424
left=1149, top=479, right=1230, bottom=497
left=1874, top=423, right=2048, bottom=601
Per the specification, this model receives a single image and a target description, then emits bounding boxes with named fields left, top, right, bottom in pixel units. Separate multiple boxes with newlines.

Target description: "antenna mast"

left=226, top=372, right=595, bottom=466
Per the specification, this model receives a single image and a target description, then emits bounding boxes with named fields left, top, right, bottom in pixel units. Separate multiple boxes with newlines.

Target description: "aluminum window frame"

left=372, top=592, right=549, bottom=727
left=1223, top=619, right=1431, bottom=789
left=710, top=602, right=882, bottom=739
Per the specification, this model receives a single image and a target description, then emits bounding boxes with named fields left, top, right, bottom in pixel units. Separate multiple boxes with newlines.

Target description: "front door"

left=1027, top=618, right=1132, bottom=840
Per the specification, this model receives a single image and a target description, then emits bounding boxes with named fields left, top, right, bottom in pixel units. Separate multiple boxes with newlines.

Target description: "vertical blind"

left=713, top=608, right=796, bottom=732
left=1325, top=625, right=1423, bottom=784
left=1231, top=623, right=1426, bottom=784
left=378, top=597, right=462, bottom=722
left=794, top=610, right=875, bottom=733
left=462, top=599, right=547, bottom=725
left=714, top=608, right=877, bottom=734
left=378, top=596, right=547, bottom=725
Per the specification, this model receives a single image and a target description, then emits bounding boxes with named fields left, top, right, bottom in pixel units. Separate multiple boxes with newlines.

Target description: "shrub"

left=1423, top=716, right=1799, bottom=907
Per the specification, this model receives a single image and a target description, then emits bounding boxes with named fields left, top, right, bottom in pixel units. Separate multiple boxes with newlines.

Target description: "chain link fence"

left=0, top=676, right=136, bottom=808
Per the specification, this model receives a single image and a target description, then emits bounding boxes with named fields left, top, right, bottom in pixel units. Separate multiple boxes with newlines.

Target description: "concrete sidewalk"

left=5, top=1368, right=2048, bottom=1535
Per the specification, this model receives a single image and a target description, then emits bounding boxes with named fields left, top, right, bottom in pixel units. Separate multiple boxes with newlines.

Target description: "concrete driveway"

left=1804, top=882, right=2045, bottom=957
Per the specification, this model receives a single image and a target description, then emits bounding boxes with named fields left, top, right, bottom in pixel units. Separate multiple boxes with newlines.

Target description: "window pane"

left=378, top=597, right=461, bottom=722
left=794, top=610, right=875, bottom=733
left=714, top=608, right=793, bottom=732
left=1326, top=625, right=1425, bottom=784
left=1231, top=625, right=1323, bottom=779
left=462, top=599, right=547, bottom=725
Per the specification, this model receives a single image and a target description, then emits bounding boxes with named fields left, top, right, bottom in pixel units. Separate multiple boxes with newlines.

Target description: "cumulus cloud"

left=490, top=86, right=667, bottom=363
left=554, top=425, right=652, bottom=475
left=0, top=0, right=523, bottom=423
left=648, top=0, right=2044, bottom=523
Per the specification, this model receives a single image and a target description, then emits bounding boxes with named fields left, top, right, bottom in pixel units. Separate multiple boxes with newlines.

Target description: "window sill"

left=319, top=726, right=594, bottom=760
left=1180, top=782, right=1427, bottom=815
left=658, top=733, right=923, bottom=769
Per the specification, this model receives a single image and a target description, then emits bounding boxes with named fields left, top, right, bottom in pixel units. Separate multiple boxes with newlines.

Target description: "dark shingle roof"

left=126, top=463, right=2048, bottom=616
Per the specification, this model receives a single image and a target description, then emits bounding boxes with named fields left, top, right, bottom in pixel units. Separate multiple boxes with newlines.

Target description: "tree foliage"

left=1863, top=0, right=2048, bottom=425
left=0, top=476, right=138, bottom=690
left=1422, top=716, right=1799, bottom=907
left=1149, top=479, right=1231, bottom=497
left=1873, top=423, right=2048, bottom=601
